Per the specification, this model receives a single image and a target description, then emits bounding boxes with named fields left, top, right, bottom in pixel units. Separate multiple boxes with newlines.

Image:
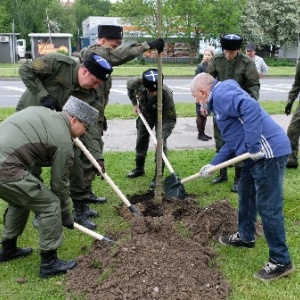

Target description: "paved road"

left=103, top=114, right=292, bottom=152
left=0, top=77, right=294, bottom=107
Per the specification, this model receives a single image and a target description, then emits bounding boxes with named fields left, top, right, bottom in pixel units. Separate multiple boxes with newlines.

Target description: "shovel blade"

left=164, top=173, right=186, bottom=200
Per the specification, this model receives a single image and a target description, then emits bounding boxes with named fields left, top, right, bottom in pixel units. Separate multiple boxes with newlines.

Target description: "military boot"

left=83, top=203, right=99, bottom=218
left=40, top=249, right=77, bottom=278
left=211, top=168, right=228, bottom=184
left=85, top=187, right=107, bottom=204
left=286, top=151, right=298, bottom=169
left=127, top=156, right=145, bottom=178
left=73, top=201, right=97, bottom=230
left=0, top=238, right=32, bottom=262
left=230, top=166, right=242, bottom=193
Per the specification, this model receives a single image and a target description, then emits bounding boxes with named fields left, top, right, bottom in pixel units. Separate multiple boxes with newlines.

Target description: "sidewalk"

left=103, top=114, right=292, bottom=152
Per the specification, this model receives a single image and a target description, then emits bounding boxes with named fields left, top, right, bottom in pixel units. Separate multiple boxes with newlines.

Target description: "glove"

left=199, top=164, right=215, bottom=177
left=61, top=211, right=74, bottom=230
left=285, top=103, right=293, bottom=116
left=95, top=159, right=105, bottom=176
left=40, top=95, right=57, bottom=110
left=103, top=116, right=108, bottom=131
left=148, top=39, right=165, bottom=53
left=249, top=150, right=265, bottom=160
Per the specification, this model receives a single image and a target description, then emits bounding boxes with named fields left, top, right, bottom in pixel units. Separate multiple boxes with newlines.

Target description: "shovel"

left=73, top=138, right=142, bottom=216
left=74, top=222, right=114, bottom=242
left=138, top=111, right=184, bottom=195
left=164, top=152, right=251, bottom=200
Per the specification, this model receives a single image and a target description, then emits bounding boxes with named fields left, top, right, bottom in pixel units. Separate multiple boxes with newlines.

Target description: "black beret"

left=98, top=25, right=123, bottom=39
left=220, top=34, right=243, bottom=50
left=142, top=68, right=164, bottom=91
left=84, top=53, right=113, bottom=81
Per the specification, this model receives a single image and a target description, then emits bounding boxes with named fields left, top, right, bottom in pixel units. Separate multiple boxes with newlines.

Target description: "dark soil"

left=65, top=190, right=239, bottom=300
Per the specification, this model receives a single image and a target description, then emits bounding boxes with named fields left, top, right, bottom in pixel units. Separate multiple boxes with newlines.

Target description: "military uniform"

left=127, top=75, right=176, bottom=185
left=286, top=62, right=300, bottom=167
left=0, top=107, right=74, bottom=251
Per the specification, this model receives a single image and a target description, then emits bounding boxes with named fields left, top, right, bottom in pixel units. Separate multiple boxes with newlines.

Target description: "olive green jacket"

left=16, top=53, right=103, bottom=160
left=208, top=51, right=260, bottom=100
left=0, top=107, right=74, bottom=212
left=127, top=77, right=177, bottom=132
left=288, top=62, right=300, bottom=104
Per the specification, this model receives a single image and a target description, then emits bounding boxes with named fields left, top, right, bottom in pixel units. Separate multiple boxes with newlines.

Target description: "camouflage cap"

left=63, top=96, right=98, bottom=125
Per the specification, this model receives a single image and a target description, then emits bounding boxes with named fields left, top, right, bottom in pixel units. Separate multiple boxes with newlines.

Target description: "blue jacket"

left=208, top=79, right=291, bottom=165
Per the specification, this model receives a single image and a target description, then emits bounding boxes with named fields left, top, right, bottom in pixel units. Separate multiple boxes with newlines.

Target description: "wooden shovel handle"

left=181, top=153, right=251, bottom=184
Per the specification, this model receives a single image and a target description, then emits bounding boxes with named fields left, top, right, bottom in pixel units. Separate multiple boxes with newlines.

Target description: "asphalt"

left=103, top=114, right=292, bottom=152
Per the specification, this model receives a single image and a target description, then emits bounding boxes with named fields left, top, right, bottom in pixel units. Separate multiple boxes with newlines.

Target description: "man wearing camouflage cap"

left=16, top=52, right=113, bottom=230
left=208, top=33, right=260, bottom=192
left=0, top=97, right=98, bottom=278
left=126, top=69, right=176, bottom=188
left=79, top=25, right=165, bottom=203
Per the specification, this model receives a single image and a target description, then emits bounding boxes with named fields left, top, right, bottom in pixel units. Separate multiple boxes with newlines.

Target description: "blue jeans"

left=238, top=155, right=291, bottom=265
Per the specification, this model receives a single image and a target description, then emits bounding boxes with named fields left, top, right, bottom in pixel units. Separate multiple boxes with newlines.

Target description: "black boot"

left=230, top=166, right=241, bottom=193
left=211, top=168, right=228, bottom=184
left=73, top=201, right=97, bottom=230
left=0, top=238, right=32, bottom=262
left=85, top=189, right=107, bottom=204
left=150, top=162, right=165, bottom=188
left=127, top=156, right=145, bottom=178
left=83, top=203, right=99, bottom=218
left=40, top=249, right=77, bottom=278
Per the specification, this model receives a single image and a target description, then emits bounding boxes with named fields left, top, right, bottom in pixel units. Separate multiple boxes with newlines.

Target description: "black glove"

left=285, top=103, right=293, bottom=116
left=103, top=116, right=108, bottom=131
left=95, top=159, right=105, bottom=178
left=148, top=39, right=165, bottom=53
left=41, top=95, right=57, bottom=110
left=61, top=211, right=74, bottom=230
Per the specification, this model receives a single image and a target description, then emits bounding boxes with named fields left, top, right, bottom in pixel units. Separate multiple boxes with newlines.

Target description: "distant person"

left=79, top=25, right=165, bottom=205
left=285, top=60, right=300, bottom=168
left=195, top=47, right=215, bottom=141
left=126, top=69, right=176, bottom=188
left=192, top=73, right=293, bottom=282
left=208, top=33, right=260, bottom=192
left=0, top=97, right=98, bottom=278
left=245, top=44, right=268, bottom=78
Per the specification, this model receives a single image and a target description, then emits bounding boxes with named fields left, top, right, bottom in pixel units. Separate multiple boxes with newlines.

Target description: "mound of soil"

left=65, top=191, right=239, bottom=299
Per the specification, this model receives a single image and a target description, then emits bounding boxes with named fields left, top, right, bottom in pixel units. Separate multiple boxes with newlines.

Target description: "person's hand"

left=285, top=103, right=293, bottom=116
left=249, top=150, right=265, bottom=160
left=103, top=116, right=108, bottom=131
left=95, top=159, right=105, bottom=175
left=147, top=39, right=165, bottom=53
left=61, top=211, right=74, bottom=230
left=40, top=95, right=57, bottom=110
left=199, top=164, right=215, bottom=177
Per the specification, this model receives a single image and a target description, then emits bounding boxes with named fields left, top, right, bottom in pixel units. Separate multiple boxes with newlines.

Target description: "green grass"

left=0, top=105, right=299, bottom=299
left=0, top=61, right=297, bottom=78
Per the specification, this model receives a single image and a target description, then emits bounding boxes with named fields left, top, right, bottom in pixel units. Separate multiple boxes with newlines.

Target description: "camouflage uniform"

left=127, top=76, right=176, bottom=160
left=78, top=42, right=152, bottom=192
left=0, top=107, right=74, bottom=251
left=286, top=62, right=300, bottom=167
left=16, top=53, right=103, bottom=202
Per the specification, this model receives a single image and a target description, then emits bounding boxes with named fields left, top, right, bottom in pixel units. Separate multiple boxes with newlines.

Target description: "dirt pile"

left=66, top=192, right=239, bottom=299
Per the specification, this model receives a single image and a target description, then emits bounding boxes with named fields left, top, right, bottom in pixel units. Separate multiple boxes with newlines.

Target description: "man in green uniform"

left=0, top=97, right=98, bottom=278
left=16, top=52, right=113, bottom=230
left=285, top=60, right=300, bottom=168
left=126, top=69, right=176, bottom=188
left=79, top=25, right=165, bottom=201
left=208, top=33, right=260, bottom=192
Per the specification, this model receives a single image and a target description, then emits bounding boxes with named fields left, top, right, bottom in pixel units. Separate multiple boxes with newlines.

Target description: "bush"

left=264, top=57, right=296, bottom=67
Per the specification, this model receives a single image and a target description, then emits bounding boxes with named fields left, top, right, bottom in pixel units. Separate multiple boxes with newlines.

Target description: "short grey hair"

left=190, top=73, right=215, bottom=94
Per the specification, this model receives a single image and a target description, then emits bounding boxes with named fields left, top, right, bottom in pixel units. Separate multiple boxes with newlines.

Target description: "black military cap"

left=84, top=53, right=113, bottom=81
left=98, top=25, right=123, bottom=39
left=142, top=68, right=164, bottom=91
left=220, top=34, right=243, bottom=50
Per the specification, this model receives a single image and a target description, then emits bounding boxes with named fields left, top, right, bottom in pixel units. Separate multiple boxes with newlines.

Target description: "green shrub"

left=264, top=57, right=296, bottom=67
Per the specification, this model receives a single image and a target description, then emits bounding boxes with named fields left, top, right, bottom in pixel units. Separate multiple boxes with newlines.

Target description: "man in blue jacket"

left=190, top=73, right=293, bottom=282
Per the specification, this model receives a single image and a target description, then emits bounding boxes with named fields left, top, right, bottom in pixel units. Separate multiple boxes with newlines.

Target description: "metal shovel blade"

left=164, top=173, right=186, bottom=200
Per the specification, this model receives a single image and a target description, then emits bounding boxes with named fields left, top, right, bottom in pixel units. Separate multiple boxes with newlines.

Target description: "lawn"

left=0, top=104, right=299, bottom=299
